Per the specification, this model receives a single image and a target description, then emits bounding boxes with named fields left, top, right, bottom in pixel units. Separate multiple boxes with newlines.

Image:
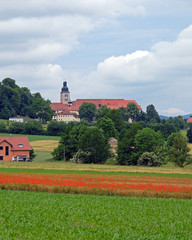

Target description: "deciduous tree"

left=78, top=127, right=109, bottom=164
left=167, top=133, right=191, bottom=167
left=117, top=123, right=142, bottom=165
left=79, top=102, right=96, bottom=122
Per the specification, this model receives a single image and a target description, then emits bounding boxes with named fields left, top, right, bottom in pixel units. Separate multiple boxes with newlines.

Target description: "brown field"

left=188, top=143, right=192, bottom=154
left=30, top=140, right=59, bottom=152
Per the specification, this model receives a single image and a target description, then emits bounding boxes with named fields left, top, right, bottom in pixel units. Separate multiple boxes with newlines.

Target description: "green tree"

left=95, top=105, right=110, bottom=120
left=79, top=102, right=96, bottom=122
left=78, top=126, right=109, bottom=164
left=187, top=126, right=192, bottom=143
left=167, top=133, right=191, bottom=167
left=134, top=128, right=165, bottom=159
left=146, top=104, right=160, bottom=123
left=106, top=109, right=125, bottom=138
left=96, top=117, right=118, bottom=140
left=8, top=122, right=25, bottom=134
left=0, top=78, right=52, bottom=121
left=24, top=120, right=44, bottom=135
left=126, top=102, right=141, bottom=122
left=47, top=121, right=67, bottom=136
left=0, top=78, right=21, bottom=118
left=29, top=96, right=53, bottom=123
left=173, top=116, right=187, bottom=130
left=29, top=149, right=36, bottom=161
left=52, top=124, right=87, bottom=161
left=149, top=122, right=177, bottom=140
left=0, top=122, right=7, bottom=133
left=117, top=123, right=142, bottom=165
left=19, top=87, right=33, bottom=116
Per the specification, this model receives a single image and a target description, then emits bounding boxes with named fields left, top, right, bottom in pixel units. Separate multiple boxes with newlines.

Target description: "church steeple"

left=60, top=81, right=71, bottom=104
left=61, top=81, right=69, bottom=93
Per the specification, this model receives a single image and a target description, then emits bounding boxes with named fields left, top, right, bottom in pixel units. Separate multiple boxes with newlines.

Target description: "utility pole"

left=64, top=147, right=65, bottom=161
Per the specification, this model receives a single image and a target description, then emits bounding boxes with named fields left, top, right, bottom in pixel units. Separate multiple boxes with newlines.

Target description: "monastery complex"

left=50, top=81, right=141, bottom=122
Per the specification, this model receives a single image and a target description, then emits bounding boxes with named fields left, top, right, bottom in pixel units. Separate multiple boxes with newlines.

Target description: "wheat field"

left=30, top=140, right=59, bottom=152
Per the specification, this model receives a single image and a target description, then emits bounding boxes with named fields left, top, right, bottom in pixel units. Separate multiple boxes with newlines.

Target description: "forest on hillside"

left=0, top=78, right=53, bottom=121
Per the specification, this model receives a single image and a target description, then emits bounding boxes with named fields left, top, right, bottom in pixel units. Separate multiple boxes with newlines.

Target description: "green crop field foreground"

left=0, top=190, right=192, bottom=240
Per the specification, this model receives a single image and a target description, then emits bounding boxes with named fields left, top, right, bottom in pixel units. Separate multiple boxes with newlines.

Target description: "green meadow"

left=0, top=132, right=60, bottom=141
left=0, top=190, right=192, bottom=240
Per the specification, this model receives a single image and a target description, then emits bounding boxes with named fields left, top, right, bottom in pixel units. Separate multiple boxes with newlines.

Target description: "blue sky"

left=0, top=0, right=192, bottom=116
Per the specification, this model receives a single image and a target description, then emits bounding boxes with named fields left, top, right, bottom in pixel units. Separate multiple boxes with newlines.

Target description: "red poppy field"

left=0, top=170, right=192, bottom=198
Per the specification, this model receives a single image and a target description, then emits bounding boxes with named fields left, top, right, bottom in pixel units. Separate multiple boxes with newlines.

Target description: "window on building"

left=0, top=146, right=3, bottom=150
left=0, top=156, right=3, bottom=161
left=5, top=146, right=9, bottom=156
left=18, top=144, right=24, bottom=148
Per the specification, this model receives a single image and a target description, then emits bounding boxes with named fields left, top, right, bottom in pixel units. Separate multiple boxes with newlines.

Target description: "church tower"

left=60, top=81, right=71, bottom=104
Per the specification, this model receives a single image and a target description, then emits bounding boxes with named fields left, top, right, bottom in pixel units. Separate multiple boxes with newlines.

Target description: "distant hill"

left=160, top=115, right=169, bottom=120
left=160, top=114, right=192, bottom=120
left=182, top=114, right=192, bottom=120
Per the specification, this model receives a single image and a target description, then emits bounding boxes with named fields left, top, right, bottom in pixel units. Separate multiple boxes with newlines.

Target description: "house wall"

left=0, top=142, right=30, bottom=162
left=0, top=141, right=13, bottom=161
left=53, top=114, right=80, bottom=122
left=9, top=118, right=24, bottom=122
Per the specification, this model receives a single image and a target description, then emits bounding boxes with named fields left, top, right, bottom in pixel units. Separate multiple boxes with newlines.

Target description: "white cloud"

left=0, top=0, right=146, bottom=19
left=0, top=1, right=146, bottom=65
left=160, top=108, right=186, bottom=116
left=73, top=25, right=192, bottom=115
left=0, top=0, right=147, bottom=100
left=0, top=64, right=64, bottom=100
left=0, top=16, right=95, bottom=64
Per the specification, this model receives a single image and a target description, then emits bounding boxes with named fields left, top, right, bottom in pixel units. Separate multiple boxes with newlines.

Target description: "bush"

left=0, top=121, right=7, bottom=133
left=138, top=152, right=162, bottom=167
left=8, top=122, right=25, bottom=134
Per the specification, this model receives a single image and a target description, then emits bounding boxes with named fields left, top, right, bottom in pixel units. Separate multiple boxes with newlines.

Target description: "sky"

left=0, top=0, right=192, bottom=116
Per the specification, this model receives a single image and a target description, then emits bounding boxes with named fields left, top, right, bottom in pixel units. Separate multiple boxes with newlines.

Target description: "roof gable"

left=0, top=136, right=32, bottom=151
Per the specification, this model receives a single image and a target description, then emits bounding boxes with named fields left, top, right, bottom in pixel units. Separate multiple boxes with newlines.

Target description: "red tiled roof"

left=51, top=99, right=141, bottom=112
left=57, top=110, right=73, bottom=115
left=72, top=99, right=141, bottom=110
left=187, top=117, right=192, bottom=123
left=0, top=136, right=32, bottom=151
left=50, top=103, right=68, bottom=111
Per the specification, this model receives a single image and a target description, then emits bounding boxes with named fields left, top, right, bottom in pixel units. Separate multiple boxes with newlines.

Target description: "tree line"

left=0, top=78, right=53, bottom=122
left=52, top=102, right=192, bottom=167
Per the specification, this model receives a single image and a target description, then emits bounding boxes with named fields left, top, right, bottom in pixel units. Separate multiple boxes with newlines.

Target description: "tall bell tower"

left=60, top=81, right=71, bottom=104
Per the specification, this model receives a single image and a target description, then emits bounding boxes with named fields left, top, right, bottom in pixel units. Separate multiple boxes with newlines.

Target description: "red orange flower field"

left=0, top=171, right=192, bottom=198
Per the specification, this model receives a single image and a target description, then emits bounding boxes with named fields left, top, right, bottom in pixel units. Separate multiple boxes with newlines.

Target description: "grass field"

left=0, top=133, right=60, bottom=141
left=0, top=190, right=191, bottom=240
